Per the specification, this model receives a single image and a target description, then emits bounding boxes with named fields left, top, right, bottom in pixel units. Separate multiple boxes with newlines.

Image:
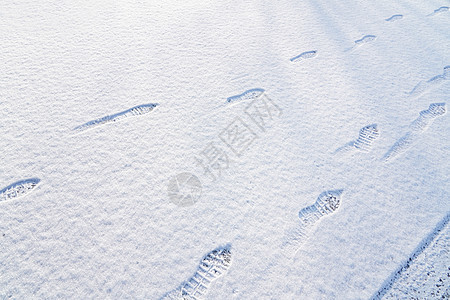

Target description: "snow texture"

left=0, top=0, right=449, bottom=299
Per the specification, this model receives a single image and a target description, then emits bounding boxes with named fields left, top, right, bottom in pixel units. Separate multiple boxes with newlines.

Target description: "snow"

left=0, top=0, right=449, bottom=299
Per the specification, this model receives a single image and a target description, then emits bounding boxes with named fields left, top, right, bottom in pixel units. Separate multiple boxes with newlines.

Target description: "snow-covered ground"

left=0, top=0, right=449, bottom=299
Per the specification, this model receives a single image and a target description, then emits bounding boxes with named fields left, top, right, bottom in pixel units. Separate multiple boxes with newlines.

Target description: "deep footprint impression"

left=281, top=190, right=343, bottom=257
left=335, top=124, right=380, bottom=154
left=162, top=245, right=232, bottom=300
left=410, top=103, right=447, bottom=131
left=383, top=103, right=447, bottom=162
left=73, top=103, right=158, bottom=133
left=0, top=178, right=41, bottom=202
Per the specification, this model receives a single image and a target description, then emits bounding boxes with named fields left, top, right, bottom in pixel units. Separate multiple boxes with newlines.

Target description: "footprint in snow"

left=72, top=103, right=158, bottom=134
left=334, top=124, right=380, bottom=155
left=190, top=88, right=266, bottom=122
left=346, top=35, right=377, bottom=52
left=281, top=190, right=343, bottom=258
left=161, top=245, right=232, bottom=300
left=290, top=50, right=317, bottom=63
left=383, top=103, right=447, bottom=162
left=385, top=14, right=403, bottom=22
left=226, top=88, right=265, bottom=105
left=0, top=178, right=41, bottom=203
left=427, top=6, right=449, bottom=16
left=407, top=66, right=450, bottom=98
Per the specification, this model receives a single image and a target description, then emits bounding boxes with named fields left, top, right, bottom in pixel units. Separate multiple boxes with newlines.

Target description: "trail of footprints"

left=2, top=5, right=448, bottom=299
left=162, top=245, right=232, bottom=300
left=73, top=103, right=158, bottom=133
left=2, top=104, right=159, bottom=203
left=383, top=103, right=447, bottom=162
left=0, top=178, right=40, bottom=202
left=281, top=190, right=343, bottom=257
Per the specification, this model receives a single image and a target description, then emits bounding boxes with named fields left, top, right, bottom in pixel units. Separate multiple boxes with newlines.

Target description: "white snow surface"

left=384, top=214, right=449, bottom=299
left=0, top=0, right=449, bottom=299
